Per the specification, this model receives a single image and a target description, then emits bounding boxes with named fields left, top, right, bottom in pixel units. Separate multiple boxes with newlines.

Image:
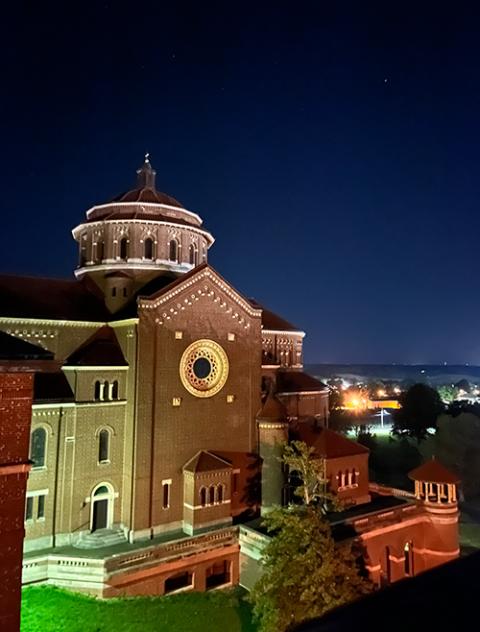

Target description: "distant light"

left=421, top=370, right=425, bottom=374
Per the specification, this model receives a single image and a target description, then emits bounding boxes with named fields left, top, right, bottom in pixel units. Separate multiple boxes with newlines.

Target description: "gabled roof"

left=409, top=459, right=460, bottom=484
left=0, top=274, right=109, bottom=321
left=183, top=450, right=232, bottom=473
left=34, top=371, right=74, bottom=403
left=0, top=331, right=54, bottom=360
left=277, top=371, right=329, bottom=393
left=138, top=263, right=262, bottom=319
left=297, top=426, right=369, bottom=459
left=65, top=326, right=127, bottom=366
left=248, top=298, right=302, bottom=332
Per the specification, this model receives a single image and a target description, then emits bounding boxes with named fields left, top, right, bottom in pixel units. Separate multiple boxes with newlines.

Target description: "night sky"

left=2, top=2, right=480, bottom=364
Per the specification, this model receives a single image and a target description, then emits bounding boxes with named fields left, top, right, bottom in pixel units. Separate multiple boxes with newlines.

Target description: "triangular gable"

left=138, top=263, right=262, bottom=322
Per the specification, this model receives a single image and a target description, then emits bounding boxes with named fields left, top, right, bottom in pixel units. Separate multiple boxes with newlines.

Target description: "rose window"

left=179, top=339, right=229, bottom=398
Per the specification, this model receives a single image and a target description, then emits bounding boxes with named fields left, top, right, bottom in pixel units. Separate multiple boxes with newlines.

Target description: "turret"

left=409, top=459, right=460, bottom=570
left=257, top=390, right=288, bottom=514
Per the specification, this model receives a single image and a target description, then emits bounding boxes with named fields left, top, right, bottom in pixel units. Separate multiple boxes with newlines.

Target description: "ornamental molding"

left=0, top=318, right=104, bottom=328
left=86, top=201, right=203, bottom=226
left=73, top=219, right=214, bottom=245
left=262, top=329, right=305, bottom=337
left=139, top=268, right=262, bottom=329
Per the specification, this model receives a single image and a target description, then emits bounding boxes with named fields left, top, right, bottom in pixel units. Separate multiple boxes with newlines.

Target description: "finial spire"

left=136, top=153, right=156, bottom=189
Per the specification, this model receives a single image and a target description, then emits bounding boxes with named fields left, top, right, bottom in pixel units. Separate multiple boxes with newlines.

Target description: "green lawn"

left=21, top=586, right=257, bottom=632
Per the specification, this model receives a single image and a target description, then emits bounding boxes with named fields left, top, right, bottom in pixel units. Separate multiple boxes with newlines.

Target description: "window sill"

left=98, top=460, right=111, bottom=466
left=30, top=467, right=47, bottom=473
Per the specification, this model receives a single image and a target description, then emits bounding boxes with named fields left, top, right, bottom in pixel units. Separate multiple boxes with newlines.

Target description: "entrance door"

left=92, top=498, right=108, bottom=531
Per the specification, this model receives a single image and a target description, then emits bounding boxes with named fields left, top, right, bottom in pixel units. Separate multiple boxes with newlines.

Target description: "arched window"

left=169, top=239, right=178, bottom=262
left=98, top=429, right=110, bottom=463
left=30, top=428, right=47, bottom=468
left=209, top=485, right=215, bottom=505
left=404, top=542, right=413, bottom=576
left=94, top=380, right=101, bottom=401
left=111, top=380, right=119, bottom=400
left=351, top=469, right=357, bottom=485
left=200, top=487, right=207, bottom=507
left=189, top=244, right=197, bottom=266
left=104, top=381, right=110, bottom=401
left=144, top=238, right=154, bottom=260
left=217, top=484, right=224, bottom=504
left=96, top=241, right=104, bottom=262
left=119, top=237, right=128, bottom=260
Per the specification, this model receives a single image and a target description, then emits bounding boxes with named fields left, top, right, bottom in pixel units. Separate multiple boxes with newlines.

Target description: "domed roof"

left=108, top=155, right=184, bottom=208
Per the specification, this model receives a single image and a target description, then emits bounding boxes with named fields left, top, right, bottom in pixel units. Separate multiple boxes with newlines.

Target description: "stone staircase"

left=73, top=528, right=127, bottom=549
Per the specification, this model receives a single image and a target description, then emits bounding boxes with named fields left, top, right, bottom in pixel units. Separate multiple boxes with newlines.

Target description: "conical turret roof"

left=409, top=459, right=460, bottom=484
left=257, top=390, right=286, bottom=423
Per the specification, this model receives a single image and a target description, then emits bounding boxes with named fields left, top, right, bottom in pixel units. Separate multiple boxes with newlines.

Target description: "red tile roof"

left=276, top=371, right=328, bottom=393
left=0, top=274, right=110, bottom=321
left=297, top=426, right=369, bottom=459
left=34, top=371, right=74, bottom=403
left=109, top=186, right=184, bottom=208
left=257, top=391, right=287, bottom=422
left=0, top=331, right=54, bottom=360
left=409, top=459, right=460, bottom=484
left=65, top=326, right=127, bottom=366
left=183, top=450, right=232, bottom=473
left=248, top=298, right=301, bottom=332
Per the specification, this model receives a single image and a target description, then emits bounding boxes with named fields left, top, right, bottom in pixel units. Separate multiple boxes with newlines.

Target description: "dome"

left=109, top=155, right=183, bottom=207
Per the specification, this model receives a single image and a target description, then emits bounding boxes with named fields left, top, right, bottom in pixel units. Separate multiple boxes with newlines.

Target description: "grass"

left=21, top=585, right=257, bottom=632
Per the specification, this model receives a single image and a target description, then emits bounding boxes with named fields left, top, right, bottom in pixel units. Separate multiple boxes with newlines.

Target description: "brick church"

left=0, top=157, right=459, bottom=596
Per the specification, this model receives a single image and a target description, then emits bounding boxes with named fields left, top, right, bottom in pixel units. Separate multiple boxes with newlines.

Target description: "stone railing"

left=105, top=527, right=239, bottom=574
left=369, top=482, right=415, bottom=499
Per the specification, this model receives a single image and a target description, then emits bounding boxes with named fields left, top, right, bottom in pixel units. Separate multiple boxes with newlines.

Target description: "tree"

left=250, top=506, right=373, bottom=632
left=421, top=411, right=480, bottom=499
left=282, top=441, right=336, bottom=511
left=437, top=385, right=459, bottom=404
left=392, top=383, right=444, bottom=442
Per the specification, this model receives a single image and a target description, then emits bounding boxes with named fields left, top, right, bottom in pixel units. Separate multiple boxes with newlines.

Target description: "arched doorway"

left=91, top=484, right=113, bottom=532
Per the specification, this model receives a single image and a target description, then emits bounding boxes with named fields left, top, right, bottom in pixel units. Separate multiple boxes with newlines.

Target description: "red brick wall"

left=0, top=372, right=34, bottom=632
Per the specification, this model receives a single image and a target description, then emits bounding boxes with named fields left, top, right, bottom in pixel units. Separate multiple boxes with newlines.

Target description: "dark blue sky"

left=2, top=2, right=480, bottom=364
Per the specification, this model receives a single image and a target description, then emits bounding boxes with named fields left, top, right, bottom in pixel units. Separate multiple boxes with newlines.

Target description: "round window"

left=179, top=339, right=229, bottom=398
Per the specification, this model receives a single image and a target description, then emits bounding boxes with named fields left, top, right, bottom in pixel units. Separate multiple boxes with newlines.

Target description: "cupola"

left=72, top=155, right=215, bottom=313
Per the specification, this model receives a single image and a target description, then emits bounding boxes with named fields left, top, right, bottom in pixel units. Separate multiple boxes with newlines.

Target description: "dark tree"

left=392, top=383, right=444, bottom=442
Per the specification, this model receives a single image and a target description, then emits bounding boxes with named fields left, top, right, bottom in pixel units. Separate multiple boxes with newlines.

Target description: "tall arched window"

left=96, top=240, right=104, bottom=262
left=217, top=484, right=224, bottom=504
left=104, top=381, right=110, bottom=400
left=200, top=487, right=207, bottom=507
left=30, top=428, right=47, bottom=468
left=209, top=485, right=215, bottom=506
left=169, top=239, right=178, bottom=262
left=94, top=380, right=102, bottom=401
left=144, top=238, right=154, bottom=260
left=119, top=237, right=128, bottom=260
left=111, top=380, right=119, bottom=400
left=98, top=429, right=110, bottom=463
left=404, top=542, right=413, bottom=576
left=189, top=244, right=197, bottom=266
